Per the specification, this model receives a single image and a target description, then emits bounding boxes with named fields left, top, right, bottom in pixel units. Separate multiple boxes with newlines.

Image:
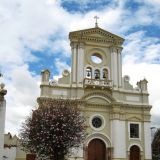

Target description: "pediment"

left=127, top=116, right=142, bottom=121
left=69, top=27, right=124, bottom=45
left=87, top=97, right=109, bottom=104
left=82, top=91, right=116, bottom=104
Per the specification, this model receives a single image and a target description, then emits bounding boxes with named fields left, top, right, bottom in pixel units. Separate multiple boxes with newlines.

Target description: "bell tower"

left=69, top=26, right=124, bottom=89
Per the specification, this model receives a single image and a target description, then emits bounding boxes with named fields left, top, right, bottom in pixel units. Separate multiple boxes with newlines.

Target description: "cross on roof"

left=94, top=16, right=99, bottom=28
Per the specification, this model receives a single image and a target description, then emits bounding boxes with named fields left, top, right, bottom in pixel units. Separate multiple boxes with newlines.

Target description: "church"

left=39, top=21, right=152, bottom=160
left=0, top=21, right=152, bottom=160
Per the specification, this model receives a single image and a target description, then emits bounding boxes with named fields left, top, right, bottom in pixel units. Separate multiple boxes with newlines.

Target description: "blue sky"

left=0, top=0, right=160, bottom=135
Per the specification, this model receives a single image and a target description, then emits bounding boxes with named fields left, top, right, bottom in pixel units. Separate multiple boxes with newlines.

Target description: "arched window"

left=103, top=69, right=108, bottom=80
left=94, top=69, right=100, bottom=79
left=86, top=67, right=92, bottom=79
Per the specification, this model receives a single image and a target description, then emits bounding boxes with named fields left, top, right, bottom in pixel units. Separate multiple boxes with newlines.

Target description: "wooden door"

left=26, top=154, right=36, bottom=160
left=88, top=139, right=106, bottom=160
left=130, top=145, right=140, bottom=160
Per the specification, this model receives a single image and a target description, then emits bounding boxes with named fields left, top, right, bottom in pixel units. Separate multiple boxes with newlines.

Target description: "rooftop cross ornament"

left=94, top=16, right=99, bottom=28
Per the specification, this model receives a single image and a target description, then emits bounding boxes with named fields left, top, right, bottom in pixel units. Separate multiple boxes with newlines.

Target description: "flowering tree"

left=19, top=99, right=87, bottom=160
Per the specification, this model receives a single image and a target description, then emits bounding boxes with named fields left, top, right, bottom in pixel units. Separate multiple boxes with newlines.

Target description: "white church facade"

left=39, top=25, right=152, bottom=160
left=0, top=24, right=152, bottom=160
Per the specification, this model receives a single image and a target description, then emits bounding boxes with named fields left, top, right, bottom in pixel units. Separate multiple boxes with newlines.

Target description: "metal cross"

left=94, top=16, right=99, bottom=27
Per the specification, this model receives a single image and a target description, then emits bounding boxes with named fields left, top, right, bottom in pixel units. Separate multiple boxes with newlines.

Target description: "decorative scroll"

left=84, top=78, right=112, bottom=89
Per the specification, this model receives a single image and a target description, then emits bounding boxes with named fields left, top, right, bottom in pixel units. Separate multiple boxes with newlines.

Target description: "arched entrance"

left=130, top=145, right=140, bottom=160
left=88, top=138, right=106, bottom=160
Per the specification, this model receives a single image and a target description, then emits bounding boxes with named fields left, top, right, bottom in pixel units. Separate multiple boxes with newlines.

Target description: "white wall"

left=0, top=100, right=6, bottom=160
left=3, top=147, right=17, bottom=160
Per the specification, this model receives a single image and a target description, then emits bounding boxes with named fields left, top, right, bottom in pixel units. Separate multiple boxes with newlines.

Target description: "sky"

left=0, top=0, right=160, bottom=135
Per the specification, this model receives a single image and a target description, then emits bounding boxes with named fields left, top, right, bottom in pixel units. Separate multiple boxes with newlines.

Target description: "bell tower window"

left=86, top=67, right=92, bottom=79
left=103, top=69, right=108, bottom=80
left=91, top=53, right=102, bottom=64
left=94, top=69, right=100, bottom=79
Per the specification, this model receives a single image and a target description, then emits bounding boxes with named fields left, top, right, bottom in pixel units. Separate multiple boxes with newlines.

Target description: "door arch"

left=130, top=145, right=140, bottom=160
left=88, top=138, right=106, bottom=160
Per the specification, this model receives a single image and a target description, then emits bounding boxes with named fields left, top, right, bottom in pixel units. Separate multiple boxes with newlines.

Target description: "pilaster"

left=71, top=42, right=78, bottom=83
left=77, top=43, right=84, bottom=85
left=110, top=47, right=118, bottom=88
left=117, top=47, right=122, bottom=88
left=144, top=122, right=152, bottom=159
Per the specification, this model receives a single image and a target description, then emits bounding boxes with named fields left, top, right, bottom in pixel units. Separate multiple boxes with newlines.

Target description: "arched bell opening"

left=102, top=69, right=108, bottom=80
left=94, top=69, right=100, bottom=79
left=86, top=67, right=92, bottom=79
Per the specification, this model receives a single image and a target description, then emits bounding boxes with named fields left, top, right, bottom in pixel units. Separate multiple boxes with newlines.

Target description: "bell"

left=103, top=73, right=106, bottom=78
left=87, top=71, right=91, bottom=77
left=95, top=73, right=99, bottom=79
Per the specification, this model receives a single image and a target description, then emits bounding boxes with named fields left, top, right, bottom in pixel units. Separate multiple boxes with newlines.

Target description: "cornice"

left=69, top=27, right=124, bottom=46
left=85, top=102, right=111, bottom=108
left=37, top=97, right=86, bottom=108
left=69, top=27, right=124, bottom=40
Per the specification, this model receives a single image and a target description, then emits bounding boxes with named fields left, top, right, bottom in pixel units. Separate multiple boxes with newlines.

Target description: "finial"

left=94, top=16, right=99, bottom=28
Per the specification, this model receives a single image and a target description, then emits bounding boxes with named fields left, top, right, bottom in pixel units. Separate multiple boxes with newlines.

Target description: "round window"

left=91, top=53, right=102, bottom=64
left=92, top=117, right=102, bottom=128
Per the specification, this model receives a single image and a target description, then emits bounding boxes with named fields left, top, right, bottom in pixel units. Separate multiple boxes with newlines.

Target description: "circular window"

left=92, top=117, right=102, bottom=128
left=91, top=53, right=102, bottom=64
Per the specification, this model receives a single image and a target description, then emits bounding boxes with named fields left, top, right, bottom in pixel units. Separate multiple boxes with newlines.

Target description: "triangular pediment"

left=69, top=27, right=124, bottom=45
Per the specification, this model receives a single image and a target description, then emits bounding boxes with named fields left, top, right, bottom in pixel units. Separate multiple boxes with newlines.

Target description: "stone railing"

left=83, top=78, right=112, bottom=89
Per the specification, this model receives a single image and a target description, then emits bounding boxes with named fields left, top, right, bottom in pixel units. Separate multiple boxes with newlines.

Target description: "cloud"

left=53, top=58, right=71, bottom=80
left=123, top=31, right=160, bottom=64
left=51, top=39, right=71, bottom=57
left=4, top=65, right=40, bottom=135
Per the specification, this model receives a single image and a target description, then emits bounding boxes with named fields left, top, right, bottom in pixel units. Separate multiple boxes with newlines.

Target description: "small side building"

left=3, top=132, right=26, bottom=160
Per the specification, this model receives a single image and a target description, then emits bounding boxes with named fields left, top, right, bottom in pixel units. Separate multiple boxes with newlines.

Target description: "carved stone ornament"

left=62, top=69, right=70, bottom=77
left=0, top=83, right=7, bottom=101
left=49, top=80, right=58, bottom=86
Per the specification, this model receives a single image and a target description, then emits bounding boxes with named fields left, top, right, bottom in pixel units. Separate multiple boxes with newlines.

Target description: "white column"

left=0, top=100, right=6, bottom=160
left=71, top=43, right=77, bottom=83
left=118, top=50, right=122, bottom=88
left=77, top=43, right=84, bottom=84
left=144, top=122, right=152, bottom=159
left=111, top=120, right=126, bottom=158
